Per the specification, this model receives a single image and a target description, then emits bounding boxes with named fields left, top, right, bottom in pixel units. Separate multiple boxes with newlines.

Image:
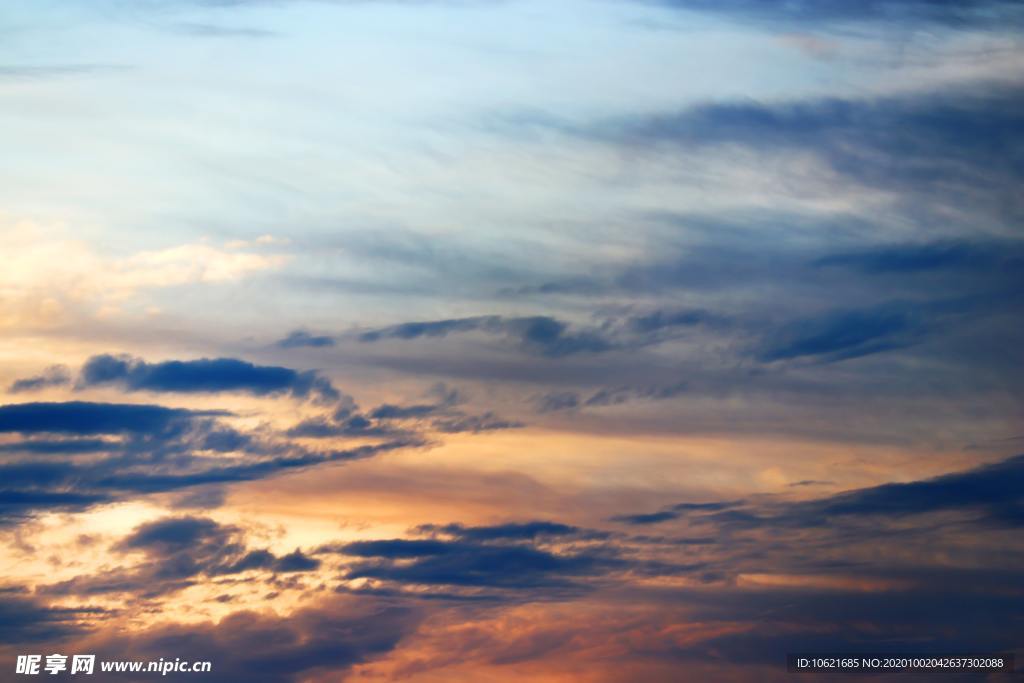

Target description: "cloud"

left=337, top=226, right=1017, bottom=444
left=76, top=597, right=422, bottom=683
left=508, top=317, right=614, bottom=357
left=0, top=401, right=206, bottom=435
left=44, top=516, right=321, bottom=599
left=793, top=452, right=1024, bottom=525
left=13, top=453, right=1024, bottom=678
left=369, top=403, right=445, bottom=419
left=431, top=412, right=524, bottom=434
left=0, top=490, right=112, bottom=520
left=0, top=64, right=127, bottom=81
left=0, top=593, right=101, bottom=645
left=0, top=438, right=112, bottom=455
left=7, top=366, right=71, bottom=393
left=369, top=384, right=463, bottom=420
left=115, top=516, right=228, bottom=552
left=114, top=242, right=288, bottom=288
left=358, top=315, right=616, bottom=358
left=275, top=330, right=336, bottom=349
left=601, top=87, right=1024, bottom=223
left=588, top=382, right=690, bottom=405
left=170, top=486, right=228, bottom=510
left=613, top=453, right=1024, bottom=531
left=537, top=381, right=689, bottom=413
left=638, top=581, right=1024, bottom=671
left=0, top=229, right=288, bottom=328
left=285, top=415, right=405, bottom=439
left=652, top=0, right=1024, bottom=26
left=288, top=383, right=519, bottom=438
left=536, top=392, right=580, bottom=413
left=78, top=354, right=341, bottom=403
left=320, top=520, right=624, bottom=595
left=358, top=316, right=500, bottom=343
left=272, top=550, right=321, bottom=573
left=340, top=543, right=614, bottom=590
left=169, top=22, right=277, bottom=38
left=333, top=539, right=460, bottom=559
left=625, top=308, right=722, bottom=334
left=418, top=521, right=607, bottom=542
left=88, top=440, right=413, bottom=494
left=756, top=304, right=923, bottom=362
left=0, top=401, right=419, bottom=523
left=568, top=454, right=1024, bottom=670
left=611, top=501, right=740, bottom=526
left=813, top=240, right=1010, bottom=274
left=610, top=510, right=681, bottom=525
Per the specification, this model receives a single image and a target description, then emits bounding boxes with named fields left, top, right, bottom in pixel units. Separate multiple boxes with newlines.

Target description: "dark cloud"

left=78, top=354, right=340, bottom=403
left=431, top=412, right=523, bottom=434
left=275, top=330, right=336, bottom=349
left=346, top=234, right=1013, bottom=423
left=626, top=308, right=722, bottom=334
left=536, top=392, right=580, bottom=413
left=0, top=401, right=207, bottom=435
left=7, top=365, right=71, bottom=393
left=368, top=384, right=463, bottom=420
left=77, top=597, right=422, bottom=683
left=419, top=521, right=606, bottom=542
left=794, top=452, right=1024, bottom=525
left=517, top=216, right=1024, bottom=305
left=15, top=454, right=1024, bottom=677
left=813, top=240, right=1014, bottom=274
left=611, top=501, right=739, bottom=526
left=169, top=486, right=228, bottom=510
left=614, top=453, right=1024, bottom=531
left=358, top=316, right=499, bottom=343
left=537, top=381, right=688, bottom=413
left=0, top=401, right=419, bottom=524
left=44, top=516, right=321, bottom=600
left=289, top=383, right=519, bottom=437
left=612, top=510, right=681, bottom=526
left=319, top=519, right=625, bottom=595
left=508, top=317, right=614, bottom=357
left=341, top=543, right=614, bottom=590
left=369, top=403, right=444, bottom=419
left=586, top=382, right=689, bottom=406
left=584, top=456, right=1024, bottom=668
left=0, top=438, right=113, bottom=455
left=653, top=0, right=1024, bottom=26
left=87, top=440, right=412, bottom=494
left=115, top=516, right=226, bottom=552
left=501, top=231, right=1021, bottom=429
left=333, top=539, right=461, bottom=559
left=272, top=550, right=322, bottom=573
left=0, top=594, right=102, bottom=645
left=358, top=315, right=616, bottom=358
left=756, top=304, right=924, bottom=363
left=640, top=580, right=1024, bottom=670
left=0, top=490, right=111, bottom=519
left=200, top=425, right=253, bottom=452
left=285, top=414, right=404, bottom=439
left=606, top=88, right=1024, bottom=223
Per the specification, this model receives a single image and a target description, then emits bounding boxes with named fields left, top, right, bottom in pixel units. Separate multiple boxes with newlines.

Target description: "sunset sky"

left=2, top=1, right=1023, bottom=680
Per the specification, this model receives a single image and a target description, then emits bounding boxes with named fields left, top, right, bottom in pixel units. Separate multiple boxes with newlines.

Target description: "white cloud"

left=0, top=220, right=288, bottom=329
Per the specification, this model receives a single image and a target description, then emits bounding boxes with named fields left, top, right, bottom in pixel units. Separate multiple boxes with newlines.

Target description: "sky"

left=1, top=0, right=1023, bottom=680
